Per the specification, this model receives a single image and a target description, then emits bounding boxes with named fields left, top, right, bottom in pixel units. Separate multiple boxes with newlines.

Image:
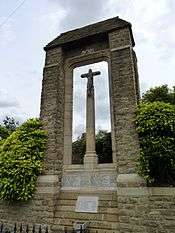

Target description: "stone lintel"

left=45, top=16, right=134, bottom=50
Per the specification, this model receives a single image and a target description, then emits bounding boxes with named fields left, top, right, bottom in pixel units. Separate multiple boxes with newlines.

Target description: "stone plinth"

left=62, top=164, right=117, bottom=191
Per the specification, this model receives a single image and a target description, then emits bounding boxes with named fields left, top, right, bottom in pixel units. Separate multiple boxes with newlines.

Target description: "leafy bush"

left=0, top=126, right=9, bottom=141
left=0, top=118, right=47, bottom=201
left=142, top=85, right=175, bottom=104
left=136, top=102, right=175, bottom=186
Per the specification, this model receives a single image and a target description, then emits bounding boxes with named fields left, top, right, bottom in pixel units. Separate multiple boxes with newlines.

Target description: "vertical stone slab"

left=40, top=46, right=64, bottom=177
left=109, top=27, right=141, bottom=177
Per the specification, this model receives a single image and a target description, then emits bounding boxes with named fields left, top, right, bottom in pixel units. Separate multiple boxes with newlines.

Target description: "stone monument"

left=40, top=16, right=143, bottom=232
left=81, top=68, right=101, bottom=169
left=1, top=16, right=175, bottom=233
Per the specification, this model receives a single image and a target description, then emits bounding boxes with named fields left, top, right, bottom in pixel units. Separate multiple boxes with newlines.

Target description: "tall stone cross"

left=81, top=69, right=101, bottom=169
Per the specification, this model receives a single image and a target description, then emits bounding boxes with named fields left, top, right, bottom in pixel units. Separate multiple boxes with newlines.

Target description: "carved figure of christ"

left=81, top=69, right=101, bottom=168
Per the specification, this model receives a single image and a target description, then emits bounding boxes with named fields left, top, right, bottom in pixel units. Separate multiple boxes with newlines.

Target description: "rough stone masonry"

left=0, top=16, right=175, bottom=233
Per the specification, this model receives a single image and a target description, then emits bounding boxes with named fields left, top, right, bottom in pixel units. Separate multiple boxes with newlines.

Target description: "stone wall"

left=1, top=187, right=175, bottom=233
left=0, top=175, right=59, bottom=232
left=117, top=187, right=175, bottom=233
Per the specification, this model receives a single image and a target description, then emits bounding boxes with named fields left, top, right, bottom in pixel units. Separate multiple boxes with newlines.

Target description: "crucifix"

left=81, top=69, right=101, bottom=168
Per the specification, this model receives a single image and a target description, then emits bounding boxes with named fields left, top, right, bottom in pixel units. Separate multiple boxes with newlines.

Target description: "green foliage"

left=136, top=102, right=175, bottom=186
left=96, top=130, right=112, bottom=163
left=0, top=126, right=9, bottom=140
left=0, top=118, right=47, bottom=201
left=3, top=116, right=19, bottom=133
left=72, top=133, right=86, bottom=164
left=0, top=116, right=19, bottom=140
left=142, top=85, right=175, bottom=104
left=72, top=130, right=112, bottom=164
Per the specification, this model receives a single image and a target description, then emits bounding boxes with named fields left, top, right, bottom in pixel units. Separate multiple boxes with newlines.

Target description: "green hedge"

left=0, top=118, right=47, bottom=201
left=136, top=102, right=175, bottom=186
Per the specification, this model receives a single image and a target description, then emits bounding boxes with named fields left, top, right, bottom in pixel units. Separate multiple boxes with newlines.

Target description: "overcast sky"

left=0, top=0, right=175, bottom=138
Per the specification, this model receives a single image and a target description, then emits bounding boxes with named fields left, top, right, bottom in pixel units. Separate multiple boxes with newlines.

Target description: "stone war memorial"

left=1, top=16, right=175, bottom=233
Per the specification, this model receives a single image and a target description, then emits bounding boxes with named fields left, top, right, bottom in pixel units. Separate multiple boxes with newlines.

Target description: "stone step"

left=58, top=199, right=118, bottom=207
left=54, top=218, right=119, bottom=229
left=59, top=191, right=117, bottom=201
left=52, top=223, right=119, bottom=233
left=87, top=229, right=119, bottom=233
left=56, top=190, right=119, bottom=231
left=55, top=212, right=118, bottom=222
left=56, top=205, right=118, bottom=215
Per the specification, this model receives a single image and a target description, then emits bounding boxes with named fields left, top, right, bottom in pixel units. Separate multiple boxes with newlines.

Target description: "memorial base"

left=62, top=163, right=117, bottom=190
left=53, top=189, right=118, bottom=232
left=84, top=152, right=98, bottom=169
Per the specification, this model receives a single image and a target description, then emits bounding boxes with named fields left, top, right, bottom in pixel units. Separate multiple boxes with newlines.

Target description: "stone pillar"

left=84, top=86, right=98, bottom=169
left=40, top=47, right=64, bottom=176
left=109, top=27, right=145, bottom=186
left=40, top=46, right=65, bottom=211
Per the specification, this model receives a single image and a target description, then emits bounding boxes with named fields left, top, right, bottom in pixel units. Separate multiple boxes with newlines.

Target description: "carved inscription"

left=81, top=48, right=95, bottom=55
left=62, top=172, right=117, bottom=190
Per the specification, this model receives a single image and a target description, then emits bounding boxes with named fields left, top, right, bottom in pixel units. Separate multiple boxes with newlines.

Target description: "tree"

left=142, top=85, right=175, bottom=104
left=96, top=130, right=112, bottom=163
left=136, top=101, right=175, bottom=186
left=72, top=130, right=112, bottom=164
left=0, top=116, right=19, bottom=140
left=72, top=133, right=86, bottom=164
left=3, top=116, right=19, bottom=132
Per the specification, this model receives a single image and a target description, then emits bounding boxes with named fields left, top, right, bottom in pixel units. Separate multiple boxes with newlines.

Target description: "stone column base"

left=117, top=173, right=146, bottom=187
left=84, top=152, right=98, bottom=169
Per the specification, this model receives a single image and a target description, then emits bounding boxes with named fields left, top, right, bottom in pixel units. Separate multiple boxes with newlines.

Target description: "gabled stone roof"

left=44, top=16, right=134, bottom=50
